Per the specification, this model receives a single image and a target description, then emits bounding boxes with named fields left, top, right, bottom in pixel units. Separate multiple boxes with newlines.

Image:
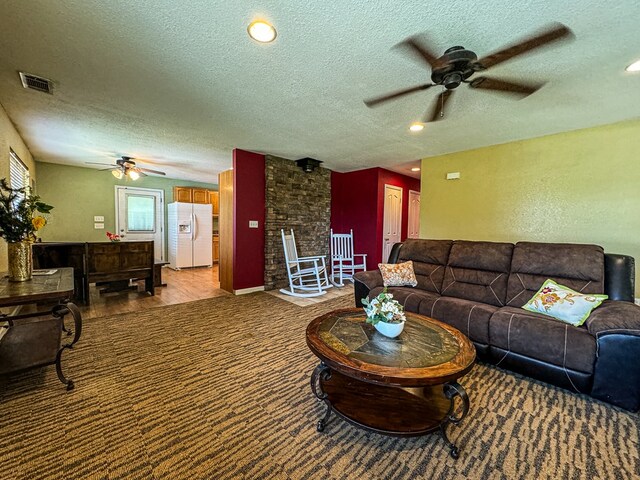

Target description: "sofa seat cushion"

left=369, top=286, right=439, bottom=314
left=489, top=306, right=597, bottom=374
left=416, top=296, right=497, bottom=345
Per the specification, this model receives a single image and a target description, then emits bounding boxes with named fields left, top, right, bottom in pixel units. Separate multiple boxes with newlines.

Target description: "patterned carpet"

left=0, top=292, right=638, bottom=479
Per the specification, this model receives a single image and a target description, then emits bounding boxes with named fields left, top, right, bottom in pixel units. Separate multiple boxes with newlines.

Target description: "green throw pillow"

left=522, top=279, right=608, bottom=326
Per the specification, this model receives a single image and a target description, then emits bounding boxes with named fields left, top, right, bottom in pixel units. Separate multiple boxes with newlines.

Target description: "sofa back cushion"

left=441, top=241, right=514, bottom=307
left=397, top=239, right=452, bottom=294
left=506, top=242, right=605, bottom=307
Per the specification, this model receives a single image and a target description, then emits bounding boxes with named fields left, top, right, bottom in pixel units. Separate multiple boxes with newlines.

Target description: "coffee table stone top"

left=307, top=309, right=476, bottom=387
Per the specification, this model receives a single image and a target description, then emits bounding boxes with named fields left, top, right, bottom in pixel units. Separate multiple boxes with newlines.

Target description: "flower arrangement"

left=362, top=288, right=406, bottom=325
left=106, top=231, right=121, bottom=242
left=0, top=179, right=53, bottom=242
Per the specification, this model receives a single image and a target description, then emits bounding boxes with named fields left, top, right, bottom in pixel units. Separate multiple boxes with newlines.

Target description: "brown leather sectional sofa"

left=354, top=239, right=640, bottom=411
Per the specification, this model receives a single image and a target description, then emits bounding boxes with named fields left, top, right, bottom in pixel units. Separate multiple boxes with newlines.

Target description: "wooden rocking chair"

left=330, top=229, right=367, bottom=286
left=280, top=229, right=332, bottom=297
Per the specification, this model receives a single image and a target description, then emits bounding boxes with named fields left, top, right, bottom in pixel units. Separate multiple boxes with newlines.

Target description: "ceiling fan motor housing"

left=431, top=46, right=478, bottom=89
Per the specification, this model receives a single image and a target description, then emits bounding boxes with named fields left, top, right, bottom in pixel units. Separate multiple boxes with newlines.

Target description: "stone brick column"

left=264, top=155, right=331, bottom=290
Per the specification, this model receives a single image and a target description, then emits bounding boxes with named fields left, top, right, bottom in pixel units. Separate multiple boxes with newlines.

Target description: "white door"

left=382, top=184, right=403, bottom=262
left=408, top=190, right=421, bottom=239
left=115, top=186, right=165, bottom=262
left=192, top=203, right=213, bottom=267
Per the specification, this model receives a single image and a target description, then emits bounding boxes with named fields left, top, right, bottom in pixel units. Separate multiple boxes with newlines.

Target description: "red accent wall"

left=233, top=149, right=266, bottom=291
left=331, top=168, right=420, bottom=269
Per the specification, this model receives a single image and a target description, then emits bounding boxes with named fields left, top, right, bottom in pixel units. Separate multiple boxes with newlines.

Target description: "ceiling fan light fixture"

left=248, top=20, right=277, bottom=43
left=112, top=169, right=123, bottom=179
left=409, top=122, right=424, bottom=132
left=625, top=59, right=640, bottom=72
left=128, top=170, right=140, bottom=181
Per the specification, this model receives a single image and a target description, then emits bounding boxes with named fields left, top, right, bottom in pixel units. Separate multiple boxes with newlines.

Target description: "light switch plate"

left=94, top=223, right=104, bottom=229
left=249, top=220, right=259, bottom=228
left=446, top=172, right=461, bottom=180
left=94, top=215, right=104, bottom=222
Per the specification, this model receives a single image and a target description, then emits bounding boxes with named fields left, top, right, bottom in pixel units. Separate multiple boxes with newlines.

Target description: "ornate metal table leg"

left=52, top=303, right=83, bottom=391
left=53, top=301, right=72, bottom=336
left=310, top=362, right=333, bottom=432
left=440, top=381, right=470, bottom=459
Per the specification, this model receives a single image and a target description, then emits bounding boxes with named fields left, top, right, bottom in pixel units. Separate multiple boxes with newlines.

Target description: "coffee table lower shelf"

left=311, top=364, right=469, bottom=459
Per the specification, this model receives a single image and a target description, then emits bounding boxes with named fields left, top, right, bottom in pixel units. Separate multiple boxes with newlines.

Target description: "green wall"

left=419, top=119, right=640, bottom=298
left=36, top=162, right=216, bottom=252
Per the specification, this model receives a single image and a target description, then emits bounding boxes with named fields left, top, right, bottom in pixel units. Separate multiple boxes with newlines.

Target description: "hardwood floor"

left=78, top=265, right=230, bottom=319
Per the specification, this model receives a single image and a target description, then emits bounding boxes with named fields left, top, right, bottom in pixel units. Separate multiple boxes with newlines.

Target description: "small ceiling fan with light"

left=86, top=156, right=166, bottom=180
left=364, top=23, right=574, bottom=123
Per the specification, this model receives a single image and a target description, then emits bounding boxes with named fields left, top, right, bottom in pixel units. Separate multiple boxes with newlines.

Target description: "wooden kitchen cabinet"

left=192, top=188, right=209, bottom=204
left=173, top=187, right=218, bottom=205
left=212, top=235, right=219, bottom=263
left=209, top=191, right=219, bottom=215
left=173, top=186, right=193, bottom=203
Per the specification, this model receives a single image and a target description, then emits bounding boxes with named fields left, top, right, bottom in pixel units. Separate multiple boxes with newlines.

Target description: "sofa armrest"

left=353, top=270, right=384, bottom=307
left=585, top=300, right=640, bottom=338
left=587, top=300, right=640, bottom=411
left=604, top=253, right=635, bottom=302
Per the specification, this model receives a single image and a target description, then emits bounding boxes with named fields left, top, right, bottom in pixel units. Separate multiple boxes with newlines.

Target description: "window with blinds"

left=9, top=150, right=29, bottom=192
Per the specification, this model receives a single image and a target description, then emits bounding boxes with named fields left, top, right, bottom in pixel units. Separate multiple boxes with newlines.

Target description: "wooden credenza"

left=32, top=241, right=155, bottom=305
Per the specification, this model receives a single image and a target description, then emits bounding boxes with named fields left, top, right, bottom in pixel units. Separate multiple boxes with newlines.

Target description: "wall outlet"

left=94, top=215, right=104, bottom=222
left=249, top=220, right=259, bottom=228
left=446, top=172, right=461, bottom=180
left=94, top=223, right=104, bottom=229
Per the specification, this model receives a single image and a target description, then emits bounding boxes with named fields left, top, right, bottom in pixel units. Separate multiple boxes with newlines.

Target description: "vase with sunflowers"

left=0, top=179, right=53, bottom=281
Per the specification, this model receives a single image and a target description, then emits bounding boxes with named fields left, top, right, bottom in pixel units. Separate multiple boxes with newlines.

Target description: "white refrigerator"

left=168, top=202, right=213, bottom=269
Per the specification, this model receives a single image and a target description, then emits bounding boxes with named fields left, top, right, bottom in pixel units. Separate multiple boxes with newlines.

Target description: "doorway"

left=382, top=184, right=403, bottom=262
left=115, top=186, right=165, bottom=262
left=408, top=190, right=421, bottom=239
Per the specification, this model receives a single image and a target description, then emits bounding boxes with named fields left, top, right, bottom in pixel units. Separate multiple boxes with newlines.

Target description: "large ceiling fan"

left=364, top=23, right=574, bottom=123
left=86, top=156, right=167, bottom=180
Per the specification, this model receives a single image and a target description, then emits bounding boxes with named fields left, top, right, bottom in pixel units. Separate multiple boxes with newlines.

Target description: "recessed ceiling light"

left=409, top=122, right=424, bottom=132
left=626, top=59, right=640, bottom=72
left=411, top=167, right=421, bottom=172
left=248, top=20, right=277, bottom=43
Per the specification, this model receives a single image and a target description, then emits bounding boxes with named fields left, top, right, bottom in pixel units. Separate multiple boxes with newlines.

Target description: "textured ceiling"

left=0, top=0, right=639, bottom=182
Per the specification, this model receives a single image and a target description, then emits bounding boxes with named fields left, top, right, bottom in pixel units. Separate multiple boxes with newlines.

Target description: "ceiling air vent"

left=19, top=72, right=53, bottom=94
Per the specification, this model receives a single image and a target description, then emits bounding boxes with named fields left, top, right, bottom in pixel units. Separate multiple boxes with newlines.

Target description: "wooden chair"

left=280, top=229, right=332, bottom=297
left=330, top=229, right=367, bottom=286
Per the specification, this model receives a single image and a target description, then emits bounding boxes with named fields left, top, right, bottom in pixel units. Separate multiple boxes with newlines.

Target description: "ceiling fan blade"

left=395, top=36, right=444, bottom=70
left=86, top=162, right=116, bottom=166
left=425, top=90, right=454, bottom=122
left=475, top=23, right=573, bottom=70
left=138, top=167, right=167, bottom=175
left=469, top=76, right=544, bottom=96
left=99, top=167, right=118, bottom=171
left=364, top=84, right=433, bottom=107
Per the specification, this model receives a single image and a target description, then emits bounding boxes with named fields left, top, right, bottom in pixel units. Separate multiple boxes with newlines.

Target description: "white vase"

left=374, top=320, right=405, bottom=338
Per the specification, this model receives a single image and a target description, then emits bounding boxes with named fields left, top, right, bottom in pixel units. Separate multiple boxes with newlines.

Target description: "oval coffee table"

left=306, top=308, right=476, bottom=458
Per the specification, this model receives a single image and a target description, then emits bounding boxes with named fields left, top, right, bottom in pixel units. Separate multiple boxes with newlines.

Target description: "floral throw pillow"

left=522, top=279, right=608, bottom=326
left=378, top=261, right=418, bottom=288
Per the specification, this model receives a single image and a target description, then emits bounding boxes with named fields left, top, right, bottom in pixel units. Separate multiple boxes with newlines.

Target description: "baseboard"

left=233, top=286, right=265, bottom=295
left=636, top=298, right=640, bottom=306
